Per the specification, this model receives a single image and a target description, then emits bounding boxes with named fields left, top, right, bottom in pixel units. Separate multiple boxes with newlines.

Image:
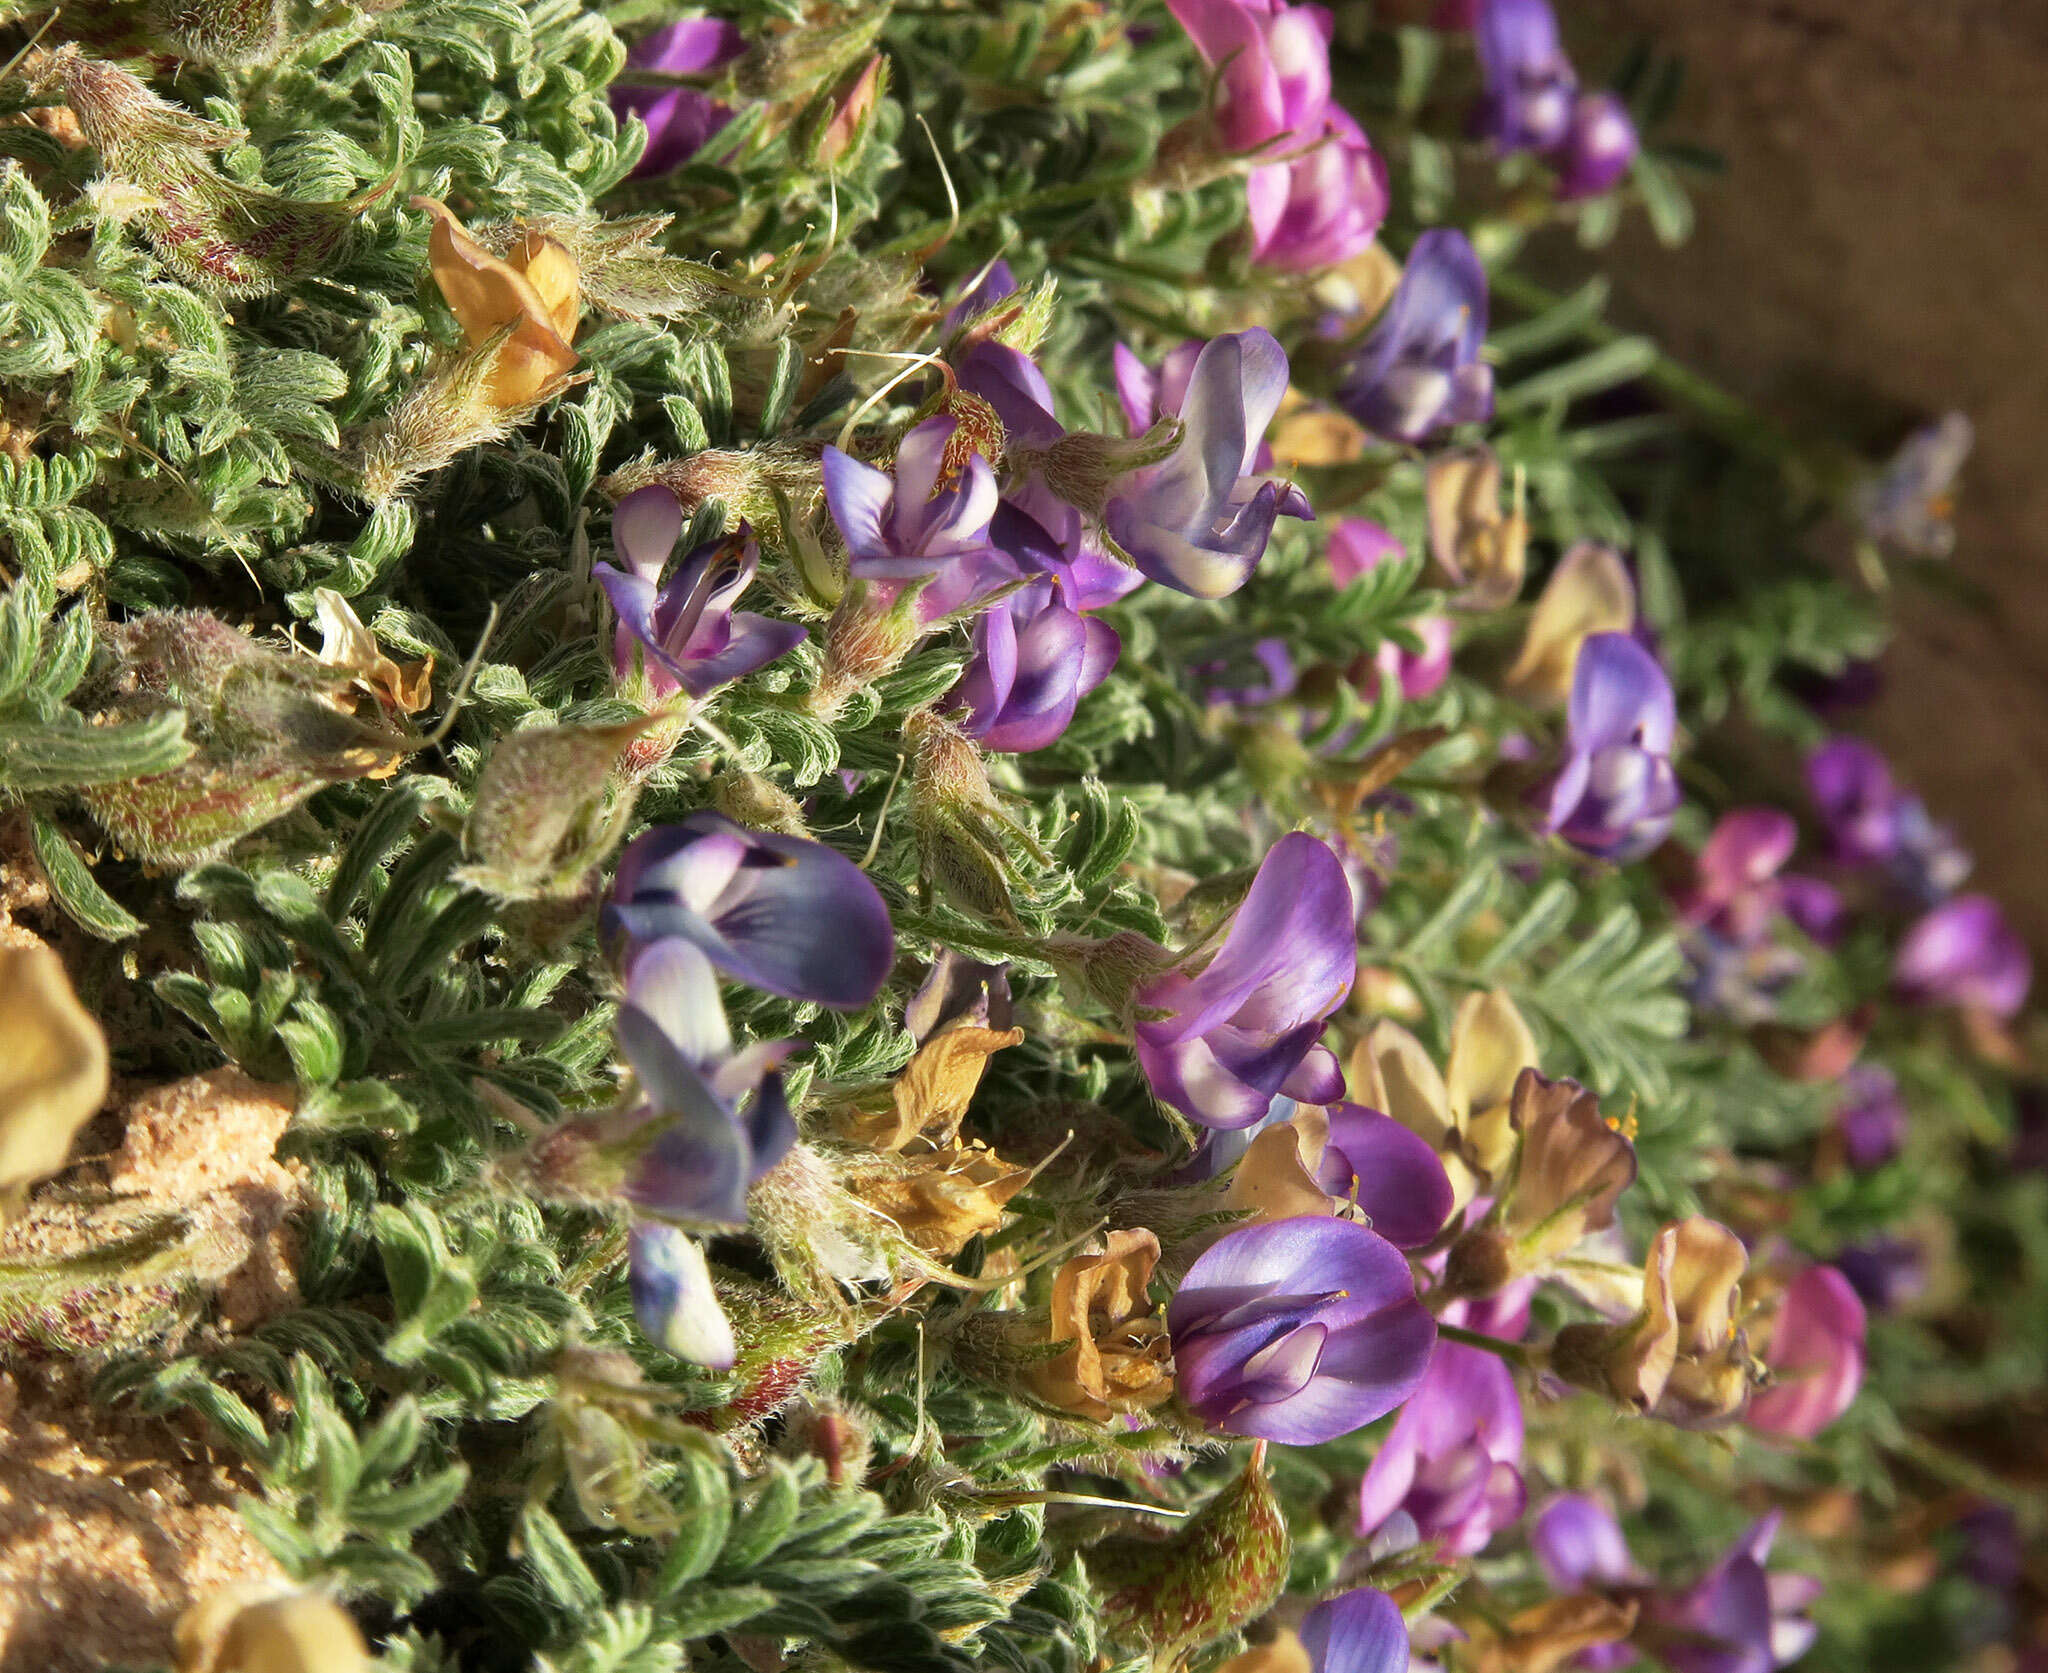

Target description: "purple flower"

left=594, top=490, right=806, bottom=700
left=1834, top=1064, right=1907, bottom=1171
left=1299, top=1589, right=1411, bottom=1673
left=629, top=1222, right=735, bottom=1366
left=1542, top=632, right=1679, bottom=862
left=1538, top=1501, right=1819, bottom=1673
left=1806, top=738, right=1970, bottom=901
left=1474, top=0, right=1577, bottom=152
left=1356, top=1340, right=1526, bottom=1556
left=611, top=17, right=746, bottom=178
left=1166, top=0, right=1335, bottom=154
left=1318, top=1104, right=1457, bottom=1248
left=1338, top=229, right=1495, bottom=444
left=1746, top=1265, right=1867, bottom=1440
left=824, top=414, right=1001, bottom=585
left=1105, top=329, right=1311, bottom=599
left=606, top=811, right=895, bottom=1009
left=1247, top=110, right=1390, bottom=272
left=1133, top=832, right=1355, bottom=1129
left=1854, top=411, right=1973, bottom=561
left=1647, top=1515, right=1818, bottom=1673
left=956, top=573, right=1121, bottom=752
left=1168, top=1215, right=1436, bottom=1444
left=1833, top=1237, right=1927, bottom=1313
left=1532, top=1494, right=1645, bottom=1593
left=1894, top=894, right=2031, bottom=1017
left=1555, top=91, right=1639, bottom=198
left=613, top=937, right=798, bottom=1229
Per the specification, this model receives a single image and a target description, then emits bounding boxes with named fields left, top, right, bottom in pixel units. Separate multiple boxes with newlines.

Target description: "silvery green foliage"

left=0, top=5, right=2034, bottom=1673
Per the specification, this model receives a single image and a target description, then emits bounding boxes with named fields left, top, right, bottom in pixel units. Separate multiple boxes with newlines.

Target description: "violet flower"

left=1555, top=91, right=1639, bottom=198
left=1806, top=737, right=1970, bottom=901
left=1894, top=894, right=2032, bottom=1018
left=824, top=413, right=1001, bottom=585
left=956, top=572, right=1121, bottom=752
left=1536, top=1500, right=1819, bottom=1673
left=1356, top=1340, right=1526, bottom=1557
left=1338, top=229, right=1495, bottom=444
left=1834, top=1064, right=1908, bottom=1171
left=1318, top=1104, right=1457, bottom=1249
left=1648, top=1514, right=1819, bottom=1673
left=1133, top=832, right=1355, bottom=1129
left=1298, top=1589, right=1411, bottom=1673
left=1104, top=329, right=1312, bottom=600
left=613, top=936, right=798, bottom=1229
left=1542, top=632, right=1680, bottom=862
left=1166, top=0, right=1334, bottom=154
left=611, top=17, right=746, bottom=178
left=1247, top=110, right=1390, bottom=273
left=1473, top=0, right=1577, bottom=152
left=1833, top=1237, right=1926, bottom=1314
left=606, top=811, right=895, bottom=1009
left=1168, top=1215, right=1436, bottom=1444
left=1746, top=1264, right=1867, bottom=1440
left=594, top=489, right=806, bottom=700
left=629, top=1221, right=736, bottom=1366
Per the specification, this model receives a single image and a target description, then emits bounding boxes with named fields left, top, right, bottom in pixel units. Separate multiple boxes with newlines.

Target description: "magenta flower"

left=614, top=937, right=797, bottom=1230
left=956, top=572, right=1121, bottom=753
left=1247, top=109, right=1390, bottom=272
left=606, top=812, right=895, bottom=1009
left=1474, top=0, right=1577, bottom=152
left=1133, top=832, right=1354, bottom=1129
left=1329, top=519, right=1456, bottom=703
left=1166, top=0, right=1335, bottom=154
left=1746, top=1265, right=1867, bottom=1441
left=1298, top=1589, right=1411, bottom=1673
left=1168, top=1215, right=1436, bottom=1444
left=1555, top=91, right=1639, bottom=198
left=1356, top=1340, right=1526, bottom=1557
left=1682, top=809, right=1841, bottom=947
left=824, top=414, right=1001, bottom=584
left=1834, top=1064, right=1907, bottom=1171
left=1542, top=632, right=1679, bottom=861
left=1318, top=1105, right=1456, bottom=1248
left=1894, top=894, right=2031, bottom=1017
left=1328, top=516, right=1404, bottom=585
left=594, top=490, right=806, bottom=700
left=1105, top=329, right=1312, bottom=599
left=1338, top=229, right=1494, bottom=443
left=611, top=17, right=746, bottom=178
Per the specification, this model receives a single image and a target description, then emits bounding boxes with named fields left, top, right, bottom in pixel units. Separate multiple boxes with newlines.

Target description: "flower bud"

left=1090, top=1447, right=1291, bottom=1665
left=809, top=52, right=888, bottom=168
left=458, top=717, right=656, bottom=901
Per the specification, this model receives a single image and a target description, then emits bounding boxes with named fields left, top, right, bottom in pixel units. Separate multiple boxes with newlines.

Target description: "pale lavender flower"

left=1104, top=329, right=1312, bottom=599
left=595, top=490, right=805, bottom=699
left=1338, top=229, right=1494, bottom=443
left=1542, top=632, right=1679, bottom=861
left=606, top=811, right=895, bottom=1009
left=1854, top=412, right=1973, bottom=561
left=1169, top=1214, right=1436, bottom=1444
left=1133, top=832, right=1355, bottom=1129
left=629, top=1222, right=736, bottom=1366
left=824, top=414, right=1001, bottom=583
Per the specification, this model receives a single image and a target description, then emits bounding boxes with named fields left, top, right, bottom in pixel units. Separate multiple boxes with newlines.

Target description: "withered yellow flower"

left=1503, top=541, right=1636, bottom=706
left=1425, top=446, right=1527, bottom=611
left=1214, top=1629, right=1313, bottom=1673
left=413, top=196, right=580, bottom=411
left=1224, top=1109, right=1339, bottom=1224
left=312, top=588, right=434, bottom=721
left=0, top=944, right=111, bottom=1216
left=1464, top=1596, right=1640, bottom=1673
left=1024, top=1228, right=1174, bottom=1423
left=1349, top=988, right=1537, bottom=1204
left=844, top=1023, right=1025, bottom=1153
left=841, top=1141, right=1033, bottom=1261
left=175, top=1586, right=373, bottom=1673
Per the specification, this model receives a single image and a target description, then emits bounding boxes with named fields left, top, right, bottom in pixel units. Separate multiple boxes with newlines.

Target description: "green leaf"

left=27, top=812, right=144, bottom=939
